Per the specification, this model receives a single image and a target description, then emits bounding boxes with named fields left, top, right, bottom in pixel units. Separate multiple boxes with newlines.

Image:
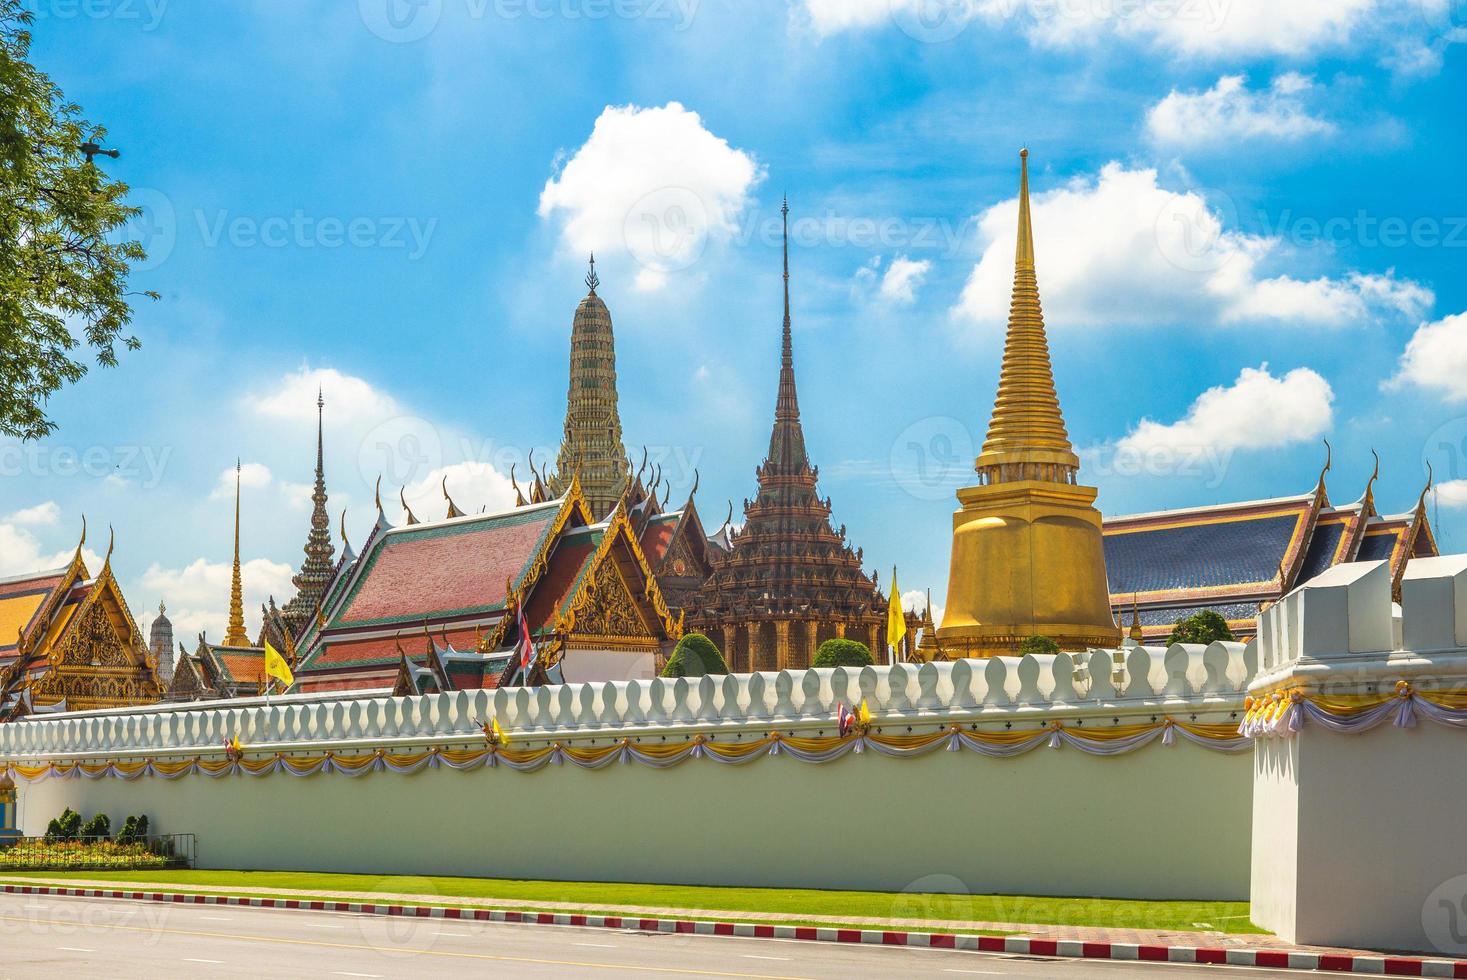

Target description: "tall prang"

left=281, top=389, right=336, bottom=636
left=148, top=601, right=175, bottom=684
left=224, top=460, right=250, bottom=648
left=548, top=255, right=629, bottom=520
left=688, top=199, right=885, bottom=671
left=935, top=150, right=1120, bottom=657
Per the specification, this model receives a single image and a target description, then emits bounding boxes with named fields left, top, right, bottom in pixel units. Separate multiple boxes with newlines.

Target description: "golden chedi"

left=936, top=149, right=1121, bottom=657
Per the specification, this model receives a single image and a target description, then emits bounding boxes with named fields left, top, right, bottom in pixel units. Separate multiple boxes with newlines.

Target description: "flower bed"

left=0, top=837, right=188, bottom=871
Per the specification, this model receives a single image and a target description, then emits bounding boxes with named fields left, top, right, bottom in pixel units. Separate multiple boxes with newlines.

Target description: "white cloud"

left=538, top=102, right=762, bottom=292
left=400, top=461, right=518, bottom=524
left=981, top=0, right=1402, bottom=59
left=798, top=0, right=1449, bottom=71
left=879, top=255, right=932, bottom=304
left=246, top=365, right=400, bottom=424
left=901, top=589, right=942, bottom=622
left=1146, top=74, right=1335, bottom=148
left=953, top=163, right=1431, bottom=332
left=210, top=462, right=272, bottom=500
left=1116, top=365, right=1333, bottom=456
left=1386, top=311, right=1467, bottom=403
left=0, top=505, right=100, bottom=578
left=139, top=556, right=295, bottom=644
left=6, top=502, right=60, bottom=527
left=1436, top=480, right=1467, bottom=509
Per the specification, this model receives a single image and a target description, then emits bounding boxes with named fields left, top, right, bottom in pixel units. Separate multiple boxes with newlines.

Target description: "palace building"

left=1104, top=450, right=1438, bottom=643
left=933, top=150, right=1122, bottom=657
left=687, top=201, right=887, bottom=671
left=291, top=477, right=684, bottom=693
left=0, top=523, right=162, bottom=719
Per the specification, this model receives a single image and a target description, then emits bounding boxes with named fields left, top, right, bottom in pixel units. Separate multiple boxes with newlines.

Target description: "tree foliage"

left=812, top=638, right=873, bottom=668
left=1, top=1, right=152, bottom=440
left=1017, top=635, right=1060, bottom=656
left=1166, top=610, right=1236, bottom=646
left=117, top=813, right=149, bottom=844
left=80, top=812, right=110, bottom=840
left=660, top=632, right=729, bottom=677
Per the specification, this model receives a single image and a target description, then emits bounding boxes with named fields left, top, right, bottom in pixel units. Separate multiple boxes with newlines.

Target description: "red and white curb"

left=5, top=883, right=1467, bottom=977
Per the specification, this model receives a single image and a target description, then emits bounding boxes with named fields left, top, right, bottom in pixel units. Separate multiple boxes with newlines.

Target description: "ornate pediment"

left=572, top=558, right=651, bottom=638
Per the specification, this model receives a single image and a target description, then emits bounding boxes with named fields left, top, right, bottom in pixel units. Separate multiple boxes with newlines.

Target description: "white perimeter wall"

left=17, top=742, right=1251, bottom=900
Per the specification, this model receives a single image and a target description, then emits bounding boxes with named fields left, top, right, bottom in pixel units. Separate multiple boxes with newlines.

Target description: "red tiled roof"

left=524, top=536, right=596, bottom=633
left=639, top=518, right=677, bottom=567
left=336, top=509, right=560, bottom=627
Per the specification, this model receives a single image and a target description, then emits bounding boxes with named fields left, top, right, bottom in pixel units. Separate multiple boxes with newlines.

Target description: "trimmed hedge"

left=812, top=638, right=873, bottom=668
left=1167, top=610, right=1235, bottom=646
left=661, top=633, right=729, bottom=677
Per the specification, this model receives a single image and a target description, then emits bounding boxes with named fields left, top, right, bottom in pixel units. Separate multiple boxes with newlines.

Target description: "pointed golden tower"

left=935, top=150, right=1121, bottom=657
left=224, top=459, right=249, bottom=647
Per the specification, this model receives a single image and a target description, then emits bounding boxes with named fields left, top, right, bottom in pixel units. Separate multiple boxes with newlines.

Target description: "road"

left=0, top=892, right=1314, bottom=978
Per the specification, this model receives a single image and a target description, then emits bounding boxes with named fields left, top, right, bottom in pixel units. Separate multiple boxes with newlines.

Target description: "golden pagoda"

left=935, top=149, right=1121, bottom=657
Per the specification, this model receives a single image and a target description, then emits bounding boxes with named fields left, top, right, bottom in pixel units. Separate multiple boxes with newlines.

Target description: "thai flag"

left=837, top=701, right=853, bottom=738
left=517, top=605, right=536, bottom=679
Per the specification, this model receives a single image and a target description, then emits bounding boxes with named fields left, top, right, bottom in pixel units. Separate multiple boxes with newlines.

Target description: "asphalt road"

left=0, top=892, right=1313, bottom=978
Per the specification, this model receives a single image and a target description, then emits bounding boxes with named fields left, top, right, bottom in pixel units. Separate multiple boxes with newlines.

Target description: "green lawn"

left=0, top=869, right=1263, bottom=934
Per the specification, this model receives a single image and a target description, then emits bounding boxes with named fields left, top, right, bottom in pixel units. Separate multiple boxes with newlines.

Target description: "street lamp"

left=80, top=141, right=120, bottom=164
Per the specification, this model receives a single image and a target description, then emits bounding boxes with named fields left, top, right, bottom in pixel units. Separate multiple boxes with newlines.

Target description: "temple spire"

left=767, top=198, right=807, bottom=469
left=974, top=149, right=1079, bottom=486
left=586, top=252, right=599, bottom=295
left=225, top=460, right=248, bottom=647
left=281, top=389, right=337, bottom=636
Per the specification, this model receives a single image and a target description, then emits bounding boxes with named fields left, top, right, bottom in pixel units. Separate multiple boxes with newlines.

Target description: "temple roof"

left=1104, top=460, right=1437, bottom=640
left=332, top=500, right=567, bottom=629
left=0, top=567, right=68, bottom=663
left=1104, top=493, right=1315, bottom=600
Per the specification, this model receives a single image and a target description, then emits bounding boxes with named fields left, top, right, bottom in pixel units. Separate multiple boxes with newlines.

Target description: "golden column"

left=935, top=149, right=1121, bottom=657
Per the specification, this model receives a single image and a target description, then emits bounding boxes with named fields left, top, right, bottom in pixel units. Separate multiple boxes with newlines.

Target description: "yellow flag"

left=886, top=565, right=907, bottom=658
left=492, top=718, right=507, bottom=744
left=858, top=699, right=871, bottom=725
left=263, top=640, right=294, bottom=689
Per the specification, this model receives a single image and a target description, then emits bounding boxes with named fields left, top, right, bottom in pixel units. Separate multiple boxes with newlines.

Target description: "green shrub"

left=117, top=814, right=150, bottom=845
left=661, top=633, right=729, bottom=677
left=812, top=638, right=873, bottom=668
left=1166, top=611, right=1235, bottom=646
left=45, top=807, right=81, bottom=841
left=1017, top=635, right=1060, bottom=656
left=80, top=813, right=111, bottom=840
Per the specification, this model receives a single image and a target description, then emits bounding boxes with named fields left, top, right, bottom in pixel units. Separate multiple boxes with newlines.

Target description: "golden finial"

left=510, top=464, right=527, bottom=507
left=399, top=487, right=419, bottom=525
left=340, top=508, right=351, bottom=553
left=442, top=476, right=464, bottom=519
left=1317, top=438, right=1332, bottom=492
left=373, top=475, right=383, bottom=514
left=1417, top=460, right=1434, bottom=512
left=1129, top=594, right=1143, bottom=644
left=1363, top=448, right=1380, bottom=508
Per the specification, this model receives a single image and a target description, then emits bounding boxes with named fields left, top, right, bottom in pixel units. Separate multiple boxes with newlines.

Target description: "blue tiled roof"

left=1296, top=519, right=1347, bottom=586
left=1104, top=512, right=1303, bottom=595
left=1131, top=601, right=1261, bottom=628
left=1357, top=531, right=1401, bottom=563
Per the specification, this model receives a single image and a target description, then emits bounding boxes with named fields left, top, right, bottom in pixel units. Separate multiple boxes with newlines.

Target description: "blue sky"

left=4, top=0, right=1467, bottom=639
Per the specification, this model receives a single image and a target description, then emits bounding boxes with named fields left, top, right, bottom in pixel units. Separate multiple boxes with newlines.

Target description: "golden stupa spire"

left=974, top=148, right=1080, bottom=486
left=225, top=459, right=249, bottom=647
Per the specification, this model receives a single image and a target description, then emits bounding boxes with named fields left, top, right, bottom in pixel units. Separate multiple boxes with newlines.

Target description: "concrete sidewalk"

left=0, top=873, right=1372, bottom=957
